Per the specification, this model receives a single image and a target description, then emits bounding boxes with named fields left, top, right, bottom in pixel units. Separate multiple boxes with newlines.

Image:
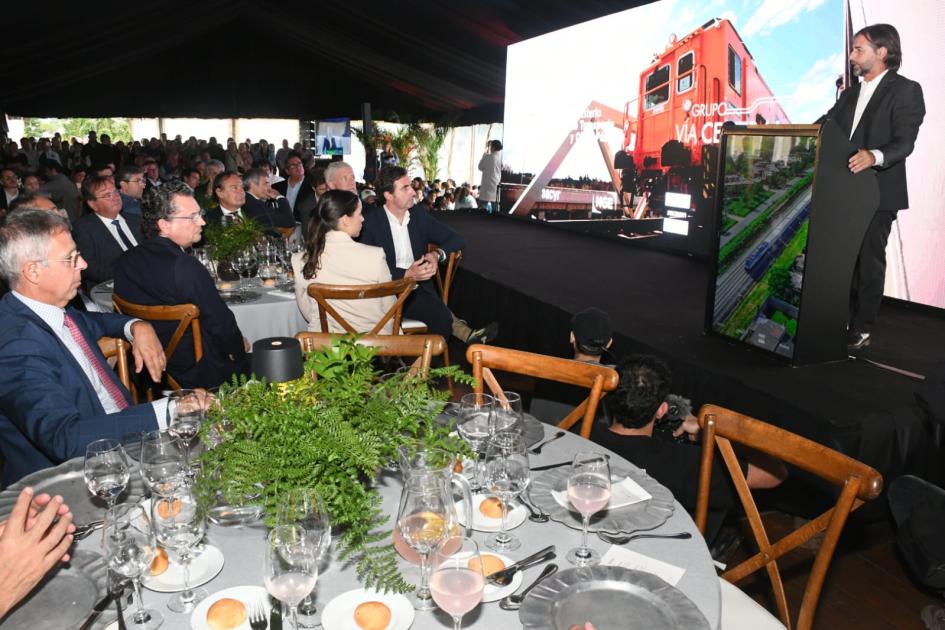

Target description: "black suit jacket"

left=358, top=204, right=465, bottom=296
left=72, top=211, right=143, bottom=290
left=112, top=236, right=248, bottom=389
left=273, top=178, right=317, bottom=228
left=823, top=70, right=925, bottom=212
left=243, top=194, right=295, bottom=229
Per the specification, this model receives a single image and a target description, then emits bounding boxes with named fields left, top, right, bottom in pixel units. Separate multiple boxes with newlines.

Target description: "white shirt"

left=4, top=189, right=17, bottom=206
left=10, top=291, right=167, bottom=425
left=384, top=206, right=414, bottom=270
left=220, top=206, right=244, bottom=222
left=850, top=69, right=888, bottom=166
left=95, top=213, right=138, bottom=251
left=286, top=178, right=304, bottom=210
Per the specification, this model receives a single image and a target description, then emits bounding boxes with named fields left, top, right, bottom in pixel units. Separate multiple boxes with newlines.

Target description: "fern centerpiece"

left=195, top=336, right=471, bottom=593
left=202, top=217, right=262, bottom=263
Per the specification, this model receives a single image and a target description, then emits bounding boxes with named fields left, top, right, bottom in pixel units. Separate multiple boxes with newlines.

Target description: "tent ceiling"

left=0, top=0, right=648, bottom=124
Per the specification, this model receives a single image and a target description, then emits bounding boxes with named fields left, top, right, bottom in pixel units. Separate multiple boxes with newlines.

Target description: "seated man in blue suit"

left=0, top=209, right=168, bottom=485
left=358, top=165, right=497, bottom=344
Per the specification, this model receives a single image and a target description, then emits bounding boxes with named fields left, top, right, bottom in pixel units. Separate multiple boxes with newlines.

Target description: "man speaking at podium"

left=822, top=24, right=924, bottom=351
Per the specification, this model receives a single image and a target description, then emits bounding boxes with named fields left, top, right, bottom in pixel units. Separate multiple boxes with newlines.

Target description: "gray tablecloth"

left=91, top=282, right=307, bottom=346
left=71, top=425, right=720, bottom=630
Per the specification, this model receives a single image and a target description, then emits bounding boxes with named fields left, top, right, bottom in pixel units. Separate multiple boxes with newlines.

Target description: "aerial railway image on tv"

left=710, top=133, right=817, bottom=358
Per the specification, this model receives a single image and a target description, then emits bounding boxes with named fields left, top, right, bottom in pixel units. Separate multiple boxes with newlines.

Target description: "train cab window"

left=676, top=52, right=694, bottom=93
left=728, top=46, right=742, bottom=95
left=644, top=64, right=671, bottom=109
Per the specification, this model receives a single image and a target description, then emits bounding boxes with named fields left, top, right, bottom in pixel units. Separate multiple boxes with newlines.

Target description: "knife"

left=486, top=544, right=556, bottom=586
left=78, top=591, right=116, bottom=630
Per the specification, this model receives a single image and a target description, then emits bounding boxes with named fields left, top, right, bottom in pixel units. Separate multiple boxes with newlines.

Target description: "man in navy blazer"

left=359, top=166, right=496, bottom=343
left=0, top=209, right=167, bottom=485
left=72, top=174, right=143, bottom=291
left=822, top=24, right=925, bottom=350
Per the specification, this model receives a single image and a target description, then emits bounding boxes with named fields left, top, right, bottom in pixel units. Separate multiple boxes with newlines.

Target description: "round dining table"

left=91, top=280, right=308, bottom=346
left=0, top=424, right=720, bottom=630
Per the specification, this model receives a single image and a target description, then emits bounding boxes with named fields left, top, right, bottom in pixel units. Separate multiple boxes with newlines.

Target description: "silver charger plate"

left=0, top=549, right=110, bottom=630
left=0, top=456, right=147, bottom=525
left=436, top=409, right=545, bottom=447
left=219, top=290, right=262, bottom=304
left=519, top=565, right=709, bottom=630
left=529, top=463, right=674, bottom=533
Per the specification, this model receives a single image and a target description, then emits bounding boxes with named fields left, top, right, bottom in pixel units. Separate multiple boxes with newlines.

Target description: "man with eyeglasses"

left=72, top=175, right=142, bottom=291
left=113, top=181, right=250, bottom=389
left=116, top=165, right=146, bottom=217
left=0, top=209, right=167, bottom=483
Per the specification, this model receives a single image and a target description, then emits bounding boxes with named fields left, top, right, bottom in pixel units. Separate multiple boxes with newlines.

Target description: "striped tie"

left=63, top=313, right=129, bottom=411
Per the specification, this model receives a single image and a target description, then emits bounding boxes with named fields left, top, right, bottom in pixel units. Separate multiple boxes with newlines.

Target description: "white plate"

left=455, top=494, right=528, bottom=533
left=321, top=588, right=414, bottom=630
left=143, top=544, right=225, bottom=593
left=190, top=585, right=269, bottom=630
left=477, top=552, right=523, bottom=602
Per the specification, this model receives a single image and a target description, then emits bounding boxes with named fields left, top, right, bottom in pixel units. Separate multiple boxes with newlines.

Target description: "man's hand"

left=130, top=321, right=166, bottom=383
left=848, top=149, right=876, bottom=174
left=0, top=487, right=75, bottom=619
left=404, top=257, right=437, bottom=282
left=672, top=414, right=701, bottom=442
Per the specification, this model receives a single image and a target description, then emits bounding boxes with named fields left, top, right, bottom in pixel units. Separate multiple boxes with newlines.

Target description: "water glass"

left=139, top=430, right=187, bottom=497
left=396, top=472, right=453, bottom=611
left=277, top=489, right=332, bottom=628
left=430, top=537, right=484, bottom=630
left=481, top=432, right=530, bottom=551
left=104, top=503, right=163, bottom=629
left=494, top=391, right=524, bottom=434
left=84, top=439, right=130, bottom=510
left=151, top=489, right=207, bottom=612
left=166, top=390, right=205, bottom=481
left=265, top=525, right=320, bottom=630
left=455, top=393, right=496, bottom=490
left=566, top=451, right=611, bottom=566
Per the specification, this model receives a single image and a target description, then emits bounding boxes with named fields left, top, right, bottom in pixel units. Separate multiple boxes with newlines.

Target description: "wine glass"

left=265, top=524, right=320, bottom=630
left=494, top=391, right=524, bottom=435
left=150, top=488, right=208, bottom=612
left=566, top=451, right=611, bottom=566
left=229, top=252, right=248, bottom=295
left=455, top=393, right=496, bottom=490
left=104, top=503, right=163, bottom=629
left=277, top=489, right=332, bottom=628
left=165, top=390, right=205, bottom=482
left=480, top=432, right=530, bottom=551
left=84, top=439, right=131, bottom=511
left=396, top=472, right=453, bottom=611
left=430, top=536, right=485, bottom=630
left=139, top=430, right=187, bottom=497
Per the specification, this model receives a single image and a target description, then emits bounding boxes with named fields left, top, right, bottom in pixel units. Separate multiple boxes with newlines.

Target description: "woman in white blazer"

left=291, top=190, right=396, bottom=333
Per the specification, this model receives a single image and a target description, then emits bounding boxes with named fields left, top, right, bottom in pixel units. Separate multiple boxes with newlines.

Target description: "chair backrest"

left=306, top=278, right=416, bottom=336
left=695, top=404, right=883, bottom=630
left=112, top=294, right=202, bottom=391
left=466, top=344, right=619, bottom=439
left=295, top=332, right=446, bottom=378
left=427, top=243, right=462, bottom=306
left=96, top=336, right=133, bottom=402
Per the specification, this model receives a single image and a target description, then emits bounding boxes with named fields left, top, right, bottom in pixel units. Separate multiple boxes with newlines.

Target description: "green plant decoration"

left=203, top=217, right=263, bottom=263
left=196, top=336, right=473, bottom=593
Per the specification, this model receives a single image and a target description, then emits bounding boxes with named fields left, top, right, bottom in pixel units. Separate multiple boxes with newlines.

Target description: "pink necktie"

left=63, top=313, right=129, bottom=411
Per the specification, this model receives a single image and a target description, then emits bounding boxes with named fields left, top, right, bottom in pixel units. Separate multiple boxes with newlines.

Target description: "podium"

left=704, top=121, right=879, bottom=365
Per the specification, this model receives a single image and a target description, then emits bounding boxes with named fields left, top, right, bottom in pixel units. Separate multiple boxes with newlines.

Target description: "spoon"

left=597, top=531, right=693, bottom=545
left=529, top=431, right=566, bottom=455
left=519, top=497, right=549, bottom=523
left=499, top=563, right=559, bottom=611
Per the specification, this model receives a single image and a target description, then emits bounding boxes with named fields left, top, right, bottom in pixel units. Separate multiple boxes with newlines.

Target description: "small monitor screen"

left=709, top=131, right=818, bottom=359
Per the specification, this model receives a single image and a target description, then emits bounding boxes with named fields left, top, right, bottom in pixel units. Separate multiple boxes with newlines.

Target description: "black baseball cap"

left=571, top=307, right=613, bottom=350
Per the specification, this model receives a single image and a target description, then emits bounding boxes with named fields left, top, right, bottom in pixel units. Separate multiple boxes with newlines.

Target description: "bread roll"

left=156, top=497, right=182, bottom=519
left=206, top=598, right=247, bottom=630
left=353, top=601, right=392, bottom=630
left=479, top=497, right=504, bottom=519
left=150, top=547, right=169, bottom=576
left=468, top=553, right=506, bottom=576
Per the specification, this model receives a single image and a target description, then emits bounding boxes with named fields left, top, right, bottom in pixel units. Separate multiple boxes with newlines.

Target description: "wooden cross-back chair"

left=695, top=404, right=883, bottom=630
left=427, top=243, right=462, bottom=307
left=112, top=294, right=202, bottom=393
left=306, top=278, right=416, bottom=336
left=295, top=332, right=446, bottom=379
left=97, top=336, right=134, bottom=403
left=466, top=344, right=619, bottom=439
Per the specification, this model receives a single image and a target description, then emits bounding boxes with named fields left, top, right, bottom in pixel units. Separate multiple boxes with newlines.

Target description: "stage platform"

left=438, top=212, right=945, bottom=488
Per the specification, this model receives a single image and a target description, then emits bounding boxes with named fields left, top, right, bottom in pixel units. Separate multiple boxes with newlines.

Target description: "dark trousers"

left=403, top=287, right=453, bottom=340
left=850, top=211, right=896, bottom=333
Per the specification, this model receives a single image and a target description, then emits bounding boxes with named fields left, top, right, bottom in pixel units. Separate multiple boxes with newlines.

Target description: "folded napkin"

left=551, top=475, right=652, bottom=511
left=266, top=290, right=297, bottom=300
left=601, top=545, right=686, bottom=586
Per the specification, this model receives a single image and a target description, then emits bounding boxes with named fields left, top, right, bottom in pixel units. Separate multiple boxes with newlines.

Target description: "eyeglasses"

left=94, top=191, right=119, bottom=200
left=43, top=251, right=84, bottom=268
left=125, top=178, right=146, bottom=185
left=165, top=209, right=206, bottom=223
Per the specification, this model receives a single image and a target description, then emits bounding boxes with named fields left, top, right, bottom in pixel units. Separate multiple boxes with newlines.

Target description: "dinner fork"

left=597, top=531, right=693, bottom=545
left=249, top=598, right=268, bottom=630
